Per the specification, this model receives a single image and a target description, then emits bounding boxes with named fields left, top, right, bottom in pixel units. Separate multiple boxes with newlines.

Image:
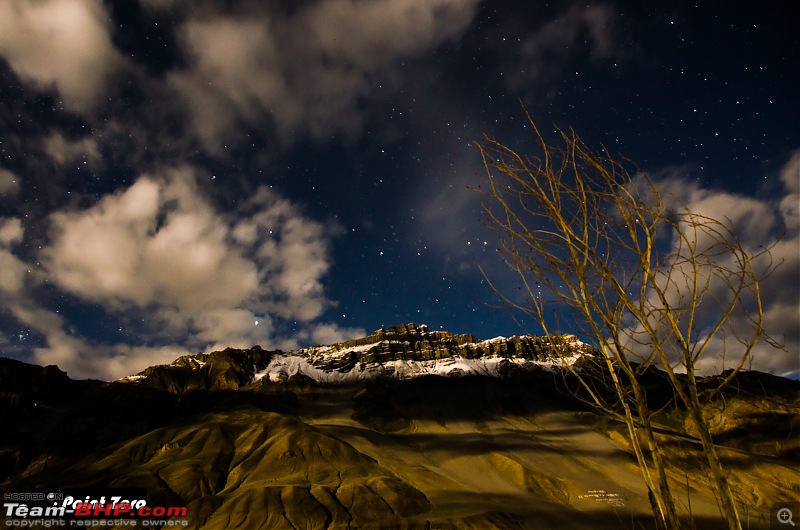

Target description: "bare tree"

left=474, top=114, right=777, bottom=530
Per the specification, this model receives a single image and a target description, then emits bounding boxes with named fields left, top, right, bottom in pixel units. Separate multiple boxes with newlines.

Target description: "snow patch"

left=116, top=374, right=146, bottom=383
left=251, top=352, right=580, bottom=385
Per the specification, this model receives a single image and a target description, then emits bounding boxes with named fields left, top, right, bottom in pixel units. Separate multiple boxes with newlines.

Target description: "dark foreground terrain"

left=2, top=326, right=798, bottom=529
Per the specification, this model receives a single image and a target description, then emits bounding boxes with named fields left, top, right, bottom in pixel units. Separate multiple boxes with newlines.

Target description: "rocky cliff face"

left=133, top=345, right=276, bottom=393
left=300, top=322, right=594, bottom=367
left=124, top=323, right=597, bottom=392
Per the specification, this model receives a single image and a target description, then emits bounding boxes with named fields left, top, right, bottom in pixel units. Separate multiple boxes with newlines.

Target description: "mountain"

left=120, top=323, right=595, bottom=391
left=1, top=324, right=798, bottom=529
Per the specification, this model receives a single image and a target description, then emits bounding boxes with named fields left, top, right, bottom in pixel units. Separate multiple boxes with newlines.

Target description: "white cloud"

left=3, top=165, right=365, bottom=380
left=304, top=323, right=367, bottom=348
left=44, top=132, right=101, bottom=167
left=45, top=170, right=260, bottom=313
left=779, top=150, right=800, bottom=230
left=193, top=308, right=275, bottom=352
left=0, top=0, right=125, bottom=113
left=17, top=305, right=366, bottom=380
left=0, top=218, right=27, bottom=295
left=620, top=155, right=800, bottom=377
left=0, top=218, right=23, bottom=247
left=262, top=322, right=366, bottom=353
left=168, top=0, right=480, bottom=151
left=0, top=249, right=28, bottom=296
left=0, top=169, right=21, bottom=196
left=7, top=300, right=190, bottom=379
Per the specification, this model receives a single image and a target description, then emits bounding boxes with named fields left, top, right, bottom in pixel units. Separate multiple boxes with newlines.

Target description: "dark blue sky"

left=0, top=0, right=797, bottom=379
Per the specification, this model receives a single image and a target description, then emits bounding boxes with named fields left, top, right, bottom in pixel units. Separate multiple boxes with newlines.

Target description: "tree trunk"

left=614, top=367, right=681, bottom=529
left=631, top=382, right=682, bottom=529
left=686, top=380, right=742, bottom=530
left=622, top=406, right=669, bottom=530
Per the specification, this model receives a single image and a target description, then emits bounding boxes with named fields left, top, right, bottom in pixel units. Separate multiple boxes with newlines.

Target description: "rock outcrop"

left=131, top=345, right=278, bottom=393
left=121, top=323, right=597, bottom=392
left=301, top=323, right=595, bottom=372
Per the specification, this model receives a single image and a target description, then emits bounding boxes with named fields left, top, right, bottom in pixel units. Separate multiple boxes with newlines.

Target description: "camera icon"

left=773, top=502, right=800, bottom=529
left=44, top=491, right=64, bottom=502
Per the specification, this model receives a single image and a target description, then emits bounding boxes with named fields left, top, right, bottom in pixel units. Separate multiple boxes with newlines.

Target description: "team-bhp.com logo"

left=3, top=490, right=188, bottom=527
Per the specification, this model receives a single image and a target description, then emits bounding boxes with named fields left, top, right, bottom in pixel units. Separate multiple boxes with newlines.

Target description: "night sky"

left=0, top=0, right=797, bottom=380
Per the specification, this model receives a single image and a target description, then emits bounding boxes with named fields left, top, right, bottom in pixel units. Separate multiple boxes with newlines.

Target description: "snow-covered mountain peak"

left=254, top=323, right=592, bottom=384
left=119, top=323, right=596, bottom=389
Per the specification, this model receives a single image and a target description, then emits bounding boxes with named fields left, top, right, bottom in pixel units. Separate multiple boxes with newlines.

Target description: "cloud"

left=45, top=170, right=258, bottom=313
left=621, top=153, right=800, bottom=377
left=468, top=144, right=798, bottom=378
left=44, top=132, right=102, bottom=167
left=416, top=150, right=486, bottom=271
left=44, top=167, right=339, bottom=324
left=4, top=165, right=365, bottom=379
left=0, top=218, right=23, bottom=247
left=507, top=3, right=619, bottom=92
left=232, top=187, right=340, bottom=321
left=0, top=169, right=21, bottom=196
left=298, top=323, right=369, bottom=349
left=168, top=0, right=480, bottom=151
left=193, top=308, right=274, bottom=352
left=0, top=0, right=125, bottom=113
left=5, top=300, right=188, bottom=380
left=0, top=218, right=27, bottom=295
left=779, top=150, right=800, bottom=229
left=0, top=236, right=191, bottom=380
